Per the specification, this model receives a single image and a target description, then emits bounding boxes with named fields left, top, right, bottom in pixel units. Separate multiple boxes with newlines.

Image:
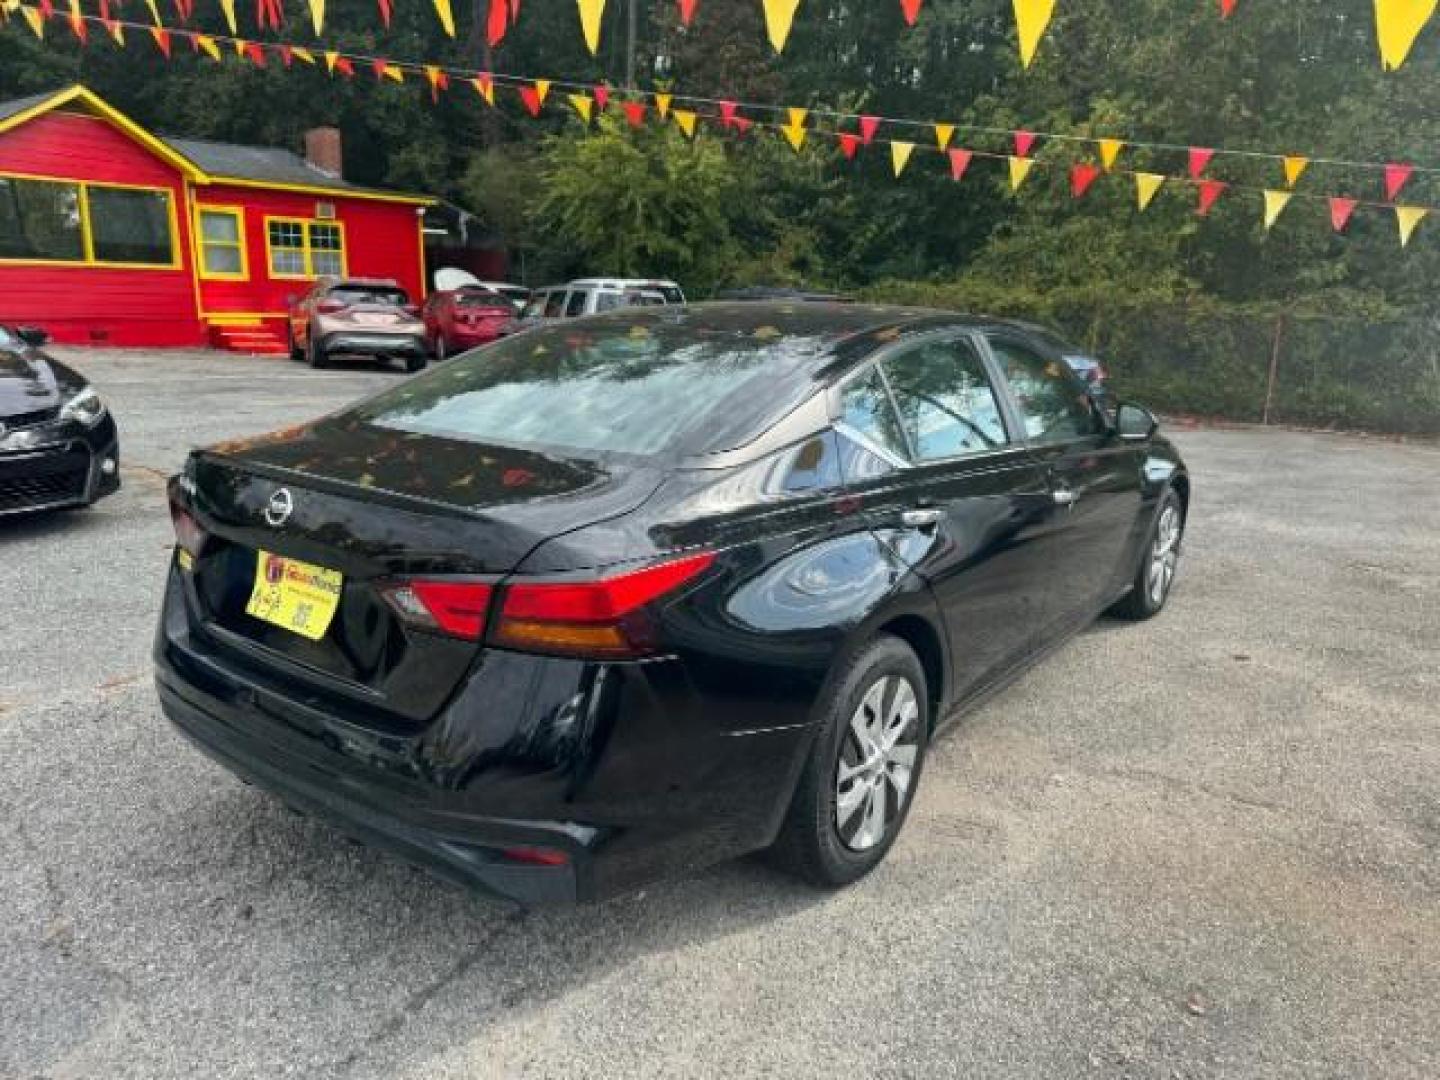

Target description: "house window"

left=197, top=207, right=246, bottom=279
left=266, top=217, right=346, bottom=279
left=0, top=175, right=176, bottom=268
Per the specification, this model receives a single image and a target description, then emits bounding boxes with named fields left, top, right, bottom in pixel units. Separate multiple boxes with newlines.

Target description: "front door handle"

left=900, top=507, right=944, bottom=528
left=1051, top=486, right=1078, bottom=507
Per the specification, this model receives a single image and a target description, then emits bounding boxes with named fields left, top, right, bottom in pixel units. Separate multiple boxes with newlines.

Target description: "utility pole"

left=625, top=0, right=638, bottom=90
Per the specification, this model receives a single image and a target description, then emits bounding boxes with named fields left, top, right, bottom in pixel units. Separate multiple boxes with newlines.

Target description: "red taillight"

left=169, top=501, right=207, bottom=558
left=500, top=845, right=570, bottom=867
left=493, top=551, right=716, bottom=659
left=315, top=299, right=347, bottom=314
left=380, top=580, right=494, bottom=640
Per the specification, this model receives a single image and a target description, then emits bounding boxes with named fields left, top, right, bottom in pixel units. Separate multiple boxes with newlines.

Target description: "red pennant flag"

left=487, top=0, right=508, bottom=44
left=838, top=132, right=860, bottom=159
left=149, top=26, right=172, bottom=56
left=1384, top=162, right=1413, bottom=201
left=279, top=44, right=293, bottom=66
left=622, top=100, right=646, bottom=127
left=518, top=84, right=543, bottom=116
left=858, top=115, right=880, bottom=145
left=719, top=100, right=738, bottom=127
left=594, top=84, right=610, bottom=111
left=1070, top=163, right=1101, bottom=197
left=1188, top=147, right=1214, bottom=179
left=247, top=41, right=267, bottom=66
left=38, top=0, right=54, bottom=17
left=1329, top=197, right=1358, bottom=232
left=900, top=0, right=922, bottom=24
left=69, top=5, right=88, bottom=40
left=678, top=0, right=696, bottom=24
left=1196, top=179, right=1227, bottom=216
left=172, top=0, right=193, bottom=20
left=947, top=147, right=973, bottom=181
left=335, top=56, right=355, bottom=77
left=377, top=0, right=392, bottom=26
left=1014, top=130, right=1037, bottom=157
left=1218, top=0, right=1236, bottom=16
left=732, top=117, right=753, bottom=134
left=100, top=0, right=110, bottom=16
left=372, top=59, right=388, bottom=79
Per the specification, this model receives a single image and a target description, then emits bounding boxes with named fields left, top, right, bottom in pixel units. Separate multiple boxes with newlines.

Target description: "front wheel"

left=1109, top=488, right=1184, bottom=620
left=770, top=635, right=929, bottom=887
left=433, top=335, right=448, bottom=363
left=404, top=352, right=428, bottom=374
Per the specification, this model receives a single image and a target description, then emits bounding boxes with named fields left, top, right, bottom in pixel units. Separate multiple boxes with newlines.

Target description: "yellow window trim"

left=195, top=204, right=249, bottom=281
left=203, top=175, right=434, bottom=206
left=263, top=215, right=348, bottom=281
left=0, top=171, right=182, bottom=271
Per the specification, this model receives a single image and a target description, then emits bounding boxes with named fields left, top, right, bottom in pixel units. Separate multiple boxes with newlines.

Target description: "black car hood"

left=0, top=346, right=84, bottom=418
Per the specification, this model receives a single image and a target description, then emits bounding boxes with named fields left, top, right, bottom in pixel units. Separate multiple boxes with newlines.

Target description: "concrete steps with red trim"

left=208, top=323, right=292, bottom=356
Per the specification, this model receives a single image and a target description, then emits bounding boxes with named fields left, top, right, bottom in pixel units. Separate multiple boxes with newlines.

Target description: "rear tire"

left=287, top=324, right=302, bottom=362
left=306, top=330, right=328, bottom=369
left=770, top=635, right=929, bottom=887
left=404, top=352, right=428, bottom=374
left=1109, top=488, right=1184, bottom=620
left=434, top=336, right=448, bottom=363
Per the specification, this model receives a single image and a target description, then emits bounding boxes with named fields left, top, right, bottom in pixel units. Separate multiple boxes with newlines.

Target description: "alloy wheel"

left=835, top=675, right=921, bottom=852
left=1149, top=504, right=1181, bottom=605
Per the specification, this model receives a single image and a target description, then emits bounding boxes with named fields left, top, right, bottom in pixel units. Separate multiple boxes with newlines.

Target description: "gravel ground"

left=2, top=347, right=1437, bottom=1080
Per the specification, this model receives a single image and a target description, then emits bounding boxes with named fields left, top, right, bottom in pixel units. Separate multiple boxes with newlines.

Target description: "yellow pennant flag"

left=1098, top=138, right=1123, bottom=170
left=473, top=75, right=495, bottom=105
left=432, top=0, right=455, bottom=35
left=305, top=0, right=324, bottom=34
left=654, top=92, right=672, bottom=119
left=1374, top=0, right=1438, bottom=69
left=1135, top=172, right=1164, bottom=210
left=21, top=4, right=43, bottom=37
left=762, top=0, right=802, bottom=52
left=933, top=123, right=954, bottom=151
left=1282, top=155, right=1309, bottom=187
left=1395, top=205, right=1428, bottom=246
left=218, top=0, right=237, bottom=32
left=144, top=0, right=162, bottom=26
left=534, top=79, right=552, bottom=106
left=783, top=107, right=808, bottom=152
left=1012, top=0, right=1057, bottom=68
left=1262, top=190, right=1292, bottom=230
left=891, top=141, right=915, bottom=177
left=1008, top=155, right=1034, bottom=191
left=325, top=49, right=341, bottom=73
left=196, top=34, right=221, bottom=60
left=107, top=19, right=125, bottom=44
left=292, top=46, right=316, bottom=63
left=234, top=38, right=248, bottom=58
left=385, top=63, right=405, bottom=83
left=673, top=109, right=698, bottom=137
left=577, top=0, right=605, bottom=53
left=568, top=93, right=594, bottom=122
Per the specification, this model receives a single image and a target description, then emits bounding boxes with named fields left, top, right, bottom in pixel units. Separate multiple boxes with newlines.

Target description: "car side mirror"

left=16, top=325, right=49, bottom=347
left=1115, top=402, right=1158, bottom=441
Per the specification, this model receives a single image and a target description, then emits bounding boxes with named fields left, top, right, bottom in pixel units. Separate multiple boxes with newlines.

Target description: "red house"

left=0, top=84, right=433, bottom=352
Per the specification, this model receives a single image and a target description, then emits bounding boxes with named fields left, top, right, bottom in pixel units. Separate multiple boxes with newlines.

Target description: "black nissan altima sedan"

left=155, top=303, right=1189, bottom=905
left=0, top=326, right=120, bottom=517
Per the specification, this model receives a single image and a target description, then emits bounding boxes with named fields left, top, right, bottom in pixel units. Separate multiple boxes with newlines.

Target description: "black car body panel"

left=0, top=334, right=120, bottom=516
left=155, top=303, right=1188, bottom=904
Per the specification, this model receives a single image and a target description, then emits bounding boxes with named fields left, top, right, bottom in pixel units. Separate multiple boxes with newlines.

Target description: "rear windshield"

left=352, top=313, right=834, bottom=459
left=329, top=285, right=409, bottom=306
left=454, top=288, right=510, bottom=307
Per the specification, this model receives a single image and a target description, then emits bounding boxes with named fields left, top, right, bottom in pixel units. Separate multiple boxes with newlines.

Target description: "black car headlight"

left=60, top=386, right=106, bottom=427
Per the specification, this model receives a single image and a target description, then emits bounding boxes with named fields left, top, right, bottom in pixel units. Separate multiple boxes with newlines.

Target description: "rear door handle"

left=900, top=507, right=944, bottom=528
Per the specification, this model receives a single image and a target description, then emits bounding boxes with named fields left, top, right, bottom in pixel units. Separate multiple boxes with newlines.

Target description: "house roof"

left=0, top=85, right=433, bottom=206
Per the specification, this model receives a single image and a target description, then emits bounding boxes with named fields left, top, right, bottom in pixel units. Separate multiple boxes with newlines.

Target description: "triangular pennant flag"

left=1188, top=146, right=1214, bottom=179
left=292, top=46, right=316, bottom=63
left=38, top=0, right=56, bottom=19
left=719, top=100, right=738, bottom=127
left=487, top=0, right=508, bottom=45
left=246, top=41, right=268, bottom=67
left=534, top=79, right=551, bottom=104
left=901, top=0, right=922, bottom=24
left=1329, top=196, right=1358, bottom=232
left=1135, top=172, right=1164, bottom=210
left=838, top=132, right=860, bottom=160
left=334, top=55, right=355, bottom=77
left=1013, top=0, right=1056, bottom=67
left=425, top=66, right=450, bottom=102
left=432, top=0, right=455, bottom=35
left=1218, top=0, right=1236, bottom=16
left=1384, top=162, right=1413, bottom=201
left=304, top=0, right=322, bottom=33
left=21, top=4, right=44, bottom=37
left=1008, top=155, right=1034, bottom=191
left=1014, top=130, right=1037, bottom=157
left=149, top=25, right=171, bottom=54
left=762, top=0, right=801, bottom=52
left=622, top=100, right=646, bottom=127
left=1395, top=205, right=1427, bottom=246
left=890, top=141, right=915, bottom=177
left=194, top=33, right=220, bottom=59
left=143, top=0, right=161, bottom=25
left=377, top=0, right=392, bottom=26
left=673, top=108, right=697, bottom=137
left=1262, top=189, right=1292, bottom=230
left=1196, top=179, right=1227, bottom=216
left=217, top=0, right=236, bottom=31
left=279, top=43, right=294, bottom=66
left=325, top=49, right=340, bottom=72
left=577, top=0, right=604, bottom=53
left=948, top=147, right=973, bottom=181
left=783, top=107, right=808, bottom=152
left=678, top=0, right=696, bottom=24
left=1282, top=155, right=1308, bottom=187
left=594, top=84, right=610, bottom=111
left=654, top=92, right=672, bottom=119
left=1374, top=0, right=1438, bottom=70
left=933, top=123, right=954, bottom=151
left=473, top=72, right=495, bottom=105
left=732, top=116, right=753, bottom=134
left=372, top=59, right=400, bottom=81
left=234, top=37, right=249, bottom=57
left=103, top=18, right=124, bottom=43
left=67, top=0, right=86, bottom=41
left=519, top=80, right=550, bottom=116
left=568, top=93, right=594, bottom=122
left=1098, top=138, right=1123, bottom=171
left=858, top=115, right=880, bottom=145
left=1070, top=163, right=1100, bottom=198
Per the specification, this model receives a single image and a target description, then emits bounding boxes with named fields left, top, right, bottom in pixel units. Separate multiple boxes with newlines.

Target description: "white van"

left=518, top=279, right=686, bottom=324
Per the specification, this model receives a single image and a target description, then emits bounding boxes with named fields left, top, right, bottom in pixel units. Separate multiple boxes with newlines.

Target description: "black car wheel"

left=1109, top=488, right=1184, bottom=620
left=287, top=324, right=303, bottom=362
left=771, top=634, right=929, bottom=886
left=404, top=352, right=428, bottom=374
left=306, top=329, right=328, bottom=369
left=434, top=336, right=448, bottom=363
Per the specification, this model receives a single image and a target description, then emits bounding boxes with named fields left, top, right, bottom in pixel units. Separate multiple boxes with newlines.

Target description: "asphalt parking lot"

left=3, top=347, right=1437, bottom=1080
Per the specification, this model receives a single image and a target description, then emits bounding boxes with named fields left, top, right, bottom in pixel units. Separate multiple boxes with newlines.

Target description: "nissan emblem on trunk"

left=264, top=488, right=294, bottom=527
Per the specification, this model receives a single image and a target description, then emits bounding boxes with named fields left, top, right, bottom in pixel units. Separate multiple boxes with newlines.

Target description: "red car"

left=422, top=286, right=516, bottom=361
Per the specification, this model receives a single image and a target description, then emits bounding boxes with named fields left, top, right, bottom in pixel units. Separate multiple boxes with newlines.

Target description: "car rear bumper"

left=319, top=332, right=427, bottom=358
left=0, top=414, right=120, bottom=516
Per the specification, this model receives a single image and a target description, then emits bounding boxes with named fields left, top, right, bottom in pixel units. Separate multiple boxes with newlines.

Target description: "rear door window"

left=837, top=369, right=908, bottom=463
left=542, top=291, right=566, bottom=318
left=987, top=335, right=1103, bottom=443
left=881, top=337, right=1008, bottom=460
left=564, top=290, right=589, bottom=317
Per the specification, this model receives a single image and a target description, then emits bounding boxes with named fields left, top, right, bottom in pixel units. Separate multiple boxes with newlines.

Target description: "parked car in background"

left=517, top=279, right=685, bottom=326
left=286, top=278, right=428, bottom=373
left=433, top=268, right=530, bottom=310
left=0, top=325, right=119, bottom=517
left=422, top=286, right=517, bottom=361
left=157, top=302, right=1188, bottom=906
left=1015, top=322, right=1111, bottom=408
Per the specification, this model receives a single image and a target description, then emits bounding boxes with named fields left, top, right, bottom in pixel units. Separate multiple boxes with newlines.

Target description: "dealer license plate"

left=245, top=549, right=343, bottom=641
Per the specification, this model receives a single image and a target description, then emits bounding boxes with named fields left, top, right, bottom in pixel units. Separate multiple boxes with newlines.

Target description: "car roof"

left=567, top=277, right=681, bottom=288
left=326, top=277, right=403, bottom=288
